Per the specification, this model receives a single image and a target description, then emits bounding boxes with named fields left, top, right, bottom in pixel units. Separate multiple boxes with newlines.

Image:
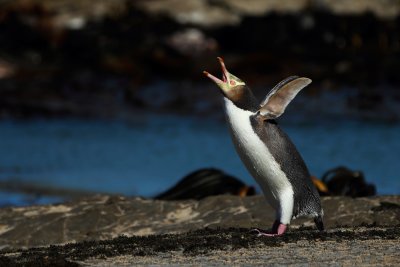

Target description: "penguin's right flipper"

left=258, top=76, right=312, bottom=119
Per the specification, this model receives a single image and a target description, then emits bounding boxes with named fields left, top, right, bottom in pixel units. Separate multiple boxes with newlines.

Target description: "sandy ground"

left=84, top=239, right=399, bottom=266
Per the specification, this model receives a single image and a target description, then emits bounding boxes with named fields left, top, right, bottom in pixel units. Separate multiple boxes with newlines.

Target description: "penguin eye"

left=230, top=80, right=236, bottom=86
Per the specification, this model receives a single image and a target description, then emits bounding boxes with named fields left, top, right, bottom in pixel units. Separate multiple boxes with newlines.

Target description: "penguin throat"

left=225, top=86, right=259, bottom=112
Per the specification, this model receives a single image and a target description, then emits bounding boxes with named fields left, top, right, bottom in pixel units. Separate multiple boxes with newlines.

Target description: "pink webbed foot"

left=251, top=222, right=287, bottom=237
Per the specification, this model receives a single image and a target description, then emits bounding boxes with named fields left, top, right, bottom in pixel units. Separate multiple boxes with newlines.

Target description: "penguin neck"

left=224, top=85, right=259, bottom=112
left=265, top=118, right=278, bottom=126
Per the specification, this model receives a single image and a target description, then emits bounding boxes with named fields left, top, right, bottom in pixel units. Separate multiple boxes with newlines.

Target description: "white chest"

left=223, top=98, right=293, bottom=210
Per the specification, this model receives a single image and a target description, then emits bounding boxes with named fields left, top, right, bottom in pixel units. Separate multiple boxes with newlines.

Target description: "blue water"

left=0, top=115, right=399, bottom=206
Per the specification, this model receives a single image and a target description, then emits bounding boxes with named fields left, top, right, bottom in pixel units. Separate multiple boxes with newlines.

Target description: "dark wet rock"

left=0, top=195, right=398, bottom=250
left=155, top=168, right=256, bottom=200
left=321, top=166, right=376, bottom=197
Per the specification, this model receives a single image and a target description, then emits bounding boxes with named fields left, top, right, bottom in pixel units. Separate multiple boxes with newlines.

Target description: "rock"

left=135, top=0, right=400, bottom=25
left=1, top=227, right=399, bottom=266
left=155, top=168, right=256, bottom=200
left=0, top=195, right=398, bottom=249
left=135, top=0, right=241, bottom=27
left=166, top=28, right=218, bottom=57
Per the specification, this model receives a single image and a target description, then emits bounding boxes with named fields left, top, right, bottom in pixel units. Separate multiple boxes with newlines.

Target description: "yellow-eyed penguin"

left=203, top=57, right=324, bottom=236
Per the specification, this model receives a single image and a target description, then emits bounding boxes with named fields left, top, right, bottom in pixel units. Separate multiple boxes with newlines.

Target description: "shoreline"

left=1, top=226, right=399, bottom=266
left=0, top=195, right=398, bottom=266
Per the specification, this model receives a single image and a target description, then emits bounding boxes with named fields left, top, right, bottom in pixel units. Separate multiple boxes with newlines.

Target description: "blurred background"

left=0, top=0, right=399, bottom=206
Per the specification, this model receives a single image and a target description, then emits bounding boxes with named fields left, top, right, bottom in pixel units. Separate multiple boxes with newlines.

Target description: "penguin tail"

left=314, top=215, right=324, bottom=231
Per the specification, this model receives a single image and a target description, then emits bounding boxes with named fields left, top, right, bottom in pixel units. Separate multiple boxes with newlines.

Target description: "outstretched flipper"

left=258, top=76, right=311, bottom=119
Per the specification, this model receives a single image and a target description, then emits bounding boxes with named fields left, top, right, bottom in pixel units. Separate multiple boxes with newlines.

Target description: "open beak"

left=203, top=57, right=230, bottom=85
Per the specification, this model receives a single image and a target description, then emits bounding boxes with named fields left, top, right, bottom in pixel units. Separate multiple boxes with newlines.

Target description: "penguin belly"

left=224, top=99, right=294, bottom=224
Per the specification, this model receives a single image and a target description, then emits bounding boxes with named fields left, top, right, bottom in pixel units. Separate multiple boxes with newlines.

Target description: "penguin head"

left=203, top=57, right=247, bottom=100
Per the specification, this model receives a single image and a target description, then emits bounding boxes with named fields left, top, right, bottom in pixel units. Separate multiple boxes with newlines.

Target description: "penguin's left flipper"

left=258, top=76, right=312, bottom=119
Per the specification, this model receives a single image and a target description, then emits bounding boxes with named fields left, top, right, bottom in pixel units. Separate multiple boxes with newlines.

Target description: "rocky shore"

left=0, top=195, right=398, bottom=266
left=1, top=0, right=400, bottom=120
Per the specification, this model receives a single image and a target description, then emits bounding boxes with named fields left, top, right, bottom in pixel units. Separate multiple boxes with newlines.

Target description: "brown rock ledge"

left=0, top=195, right=398, bottom=249
left=0, top=195, right=399, bottom=266
left=0, top=227, right=399, bottom=266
